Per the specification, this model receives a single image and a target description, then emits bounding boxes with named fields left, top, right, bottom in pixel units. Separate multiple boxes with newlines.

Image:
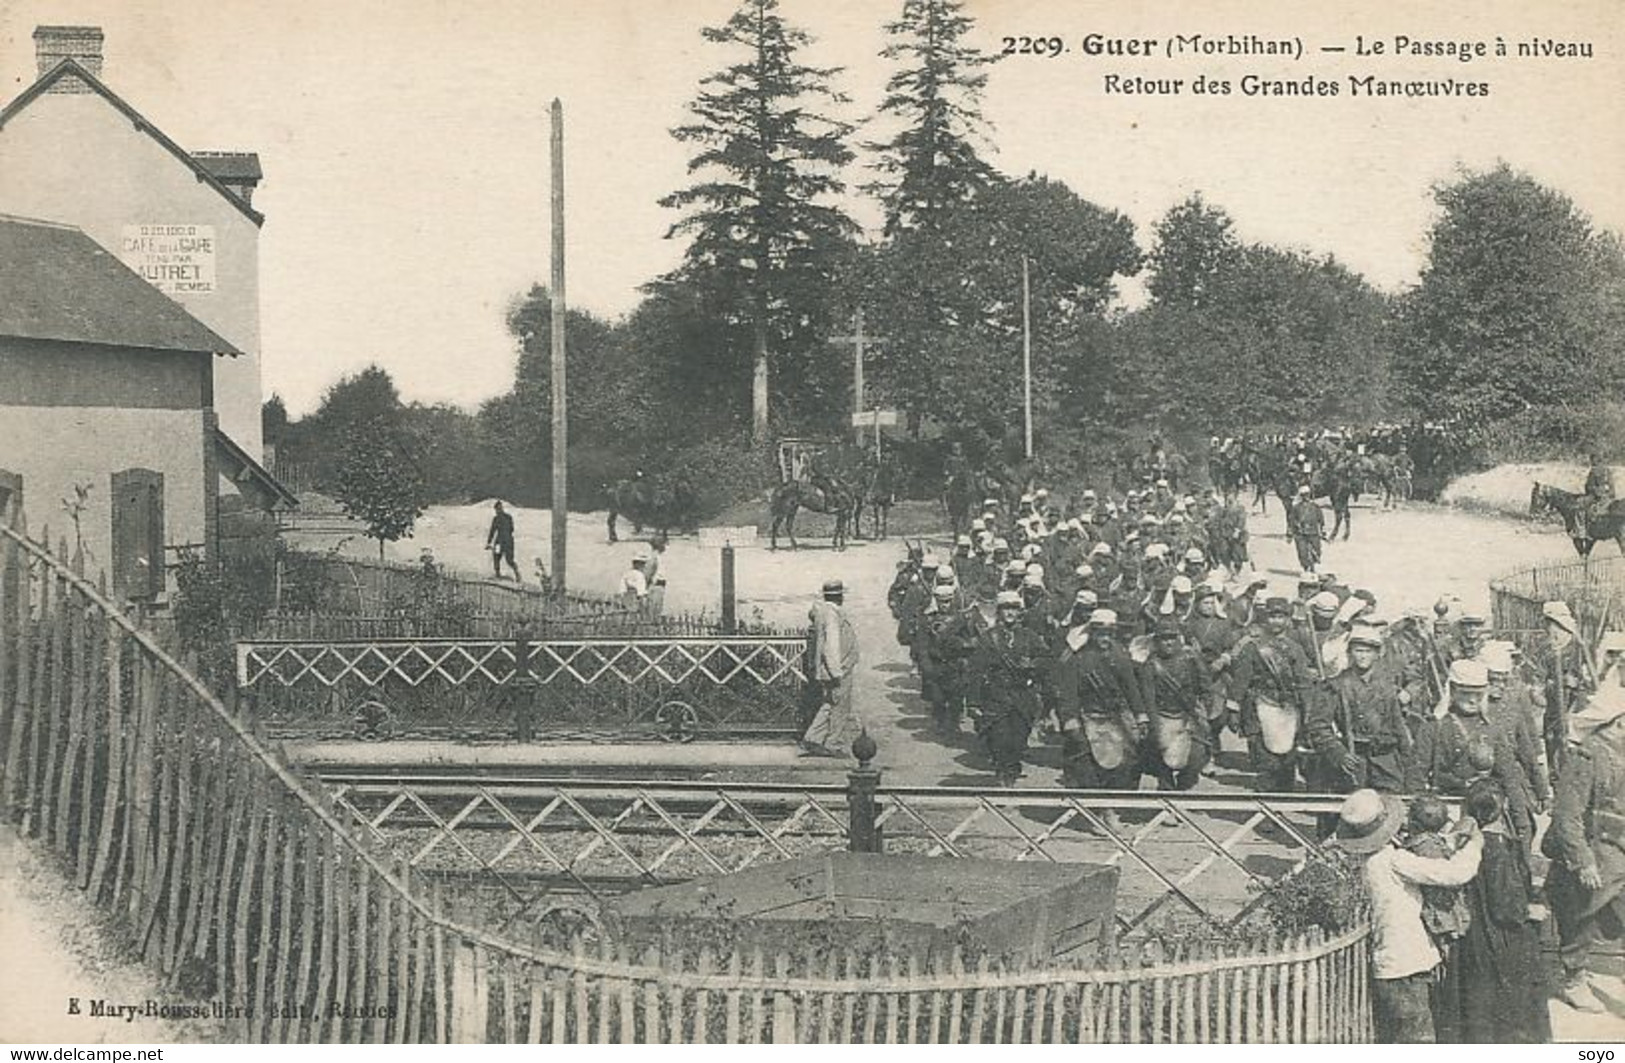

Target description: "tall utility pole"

left=549, top=99, right=568, bottom=596
left=1022, top=255, right=1033, bottom=460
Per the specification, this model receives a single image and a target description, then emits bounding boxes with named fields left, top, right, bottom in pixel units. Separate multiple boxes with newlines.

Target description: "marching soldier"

left=967, top=591, right=1049, bottom=787
left=1304, top=625, right=1411, bottom=793
left=1141, top=619, right=1217, bottom=790
left=1542, top=680, right=1625, bottom=1013
left=1230, top=597, right=1315, bottom=792
left=1053, top=609, right=1147, bottom=790
left=1289, top=486, right=1325, bottom=574
left=917, top=584, right=978, bottom=735
left=1539, top=600, right=1596, bottom=780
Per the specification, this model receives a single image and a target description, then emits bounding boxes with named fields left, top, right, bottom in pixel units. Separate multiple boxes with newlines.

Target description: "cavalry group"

left=886, top=484, right=1588, bottom=847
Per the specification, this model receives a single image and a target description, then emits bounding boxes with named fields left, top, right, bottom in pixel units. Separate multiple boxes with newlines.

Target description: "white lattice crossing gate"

left=235, top=636, right=808, bottom=740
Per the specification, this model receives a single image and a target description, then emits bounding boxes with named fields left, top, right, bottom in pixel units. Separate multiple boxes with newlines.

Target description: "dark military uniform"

left=1304, top=663, right=1411, bottom=793
left=968, top=622, right=1049, bottom=785
left=1141, top=646, right=1215, bottom=790
left=916, top=605, right=978, bottom=733
left=1542, top=728, right=1625, bottom=989
left=1289, top=497, right=1324, bottom=572
left=1053, top=639, right=1146, bottom=789
left=1539, top=639, right=1596, bottom=777
left=1232, top=631, right=1314, bottom=791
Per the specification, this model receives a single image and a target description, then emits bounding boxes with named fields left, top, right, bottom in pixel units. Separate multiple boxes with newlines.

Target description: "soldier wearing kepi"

left=1053, top=609, right=1147, bottom=790
left=1231, top=596, right=1315, bottom=792
left=1141, top=619, right=1216, bottom=790
left=967, top=590, right=1049, bottom=787
left=1289, top=486, right=1325, bottom=574
left=916, top=583, right=976, bottom=735
left=1542, top=676, right=1625, bottom=1013
left=1305, top=624, right=1412, bottom=793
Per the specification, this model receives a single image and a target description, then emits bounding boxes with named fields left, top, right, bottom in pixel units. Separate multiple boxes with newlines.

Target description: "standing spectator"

left=645, top=534, right=669, bottom=616
left=485, top=500, right=521, bottom=581
left=802, top=579, right=860, bottom=757
left=1542, top=677, right=1625, bottom=1013
left=619, top=551, right=650, bottom=610
left=1334, top=789, right=1484, bottom=1043
left=1435, top=784, right=1552, bottom=1043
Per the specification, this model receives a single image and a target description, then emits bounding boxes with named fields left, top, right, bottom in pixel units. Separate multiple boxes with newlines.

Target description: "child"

left=1402, top=794, right=1472, bottom=946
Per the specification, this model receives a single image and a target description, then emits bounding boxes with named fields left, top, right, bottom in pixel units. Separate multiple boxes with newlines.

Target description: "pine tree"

left=869, top=0, right=1000, bottom=237
left=658, top=0, right=857, bottom=441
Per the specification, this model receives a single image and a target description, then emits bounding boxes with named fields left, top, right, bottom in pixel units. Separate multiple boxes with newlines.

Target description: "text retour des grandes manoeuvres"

left=996, top=32, right=1596, bottom=98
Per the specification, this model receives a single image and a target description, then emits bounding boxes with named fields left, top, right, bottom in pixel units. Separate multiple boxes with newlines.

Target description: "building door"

left=112, top=469, right=165, bottom=603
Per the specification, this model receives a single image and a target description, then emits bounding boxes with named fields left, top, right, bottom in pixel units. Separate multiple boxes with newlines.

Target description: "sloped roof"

left=194, top=151, right=263, bottom=184
left=0, top=214, right=241, bottom=355
left=0, top=60, right=264, bottom=226
left=215, top=427, right=298, bottom=509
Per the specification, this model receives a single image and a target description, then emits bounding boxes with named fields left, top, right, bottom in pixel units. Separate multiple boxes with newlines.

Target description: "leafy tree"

left=1110, top=197, right=1392, bottom=433
left=863, top=174, right=1140, bottom=438
left=333, top=417, right=428, bottom=560
left=1146, top=194, right=1243, bottom=310
left=869, top=0, right=1000, bottom=237
left=277, top=365, right=408, bottom=490
left=261, top=394, right=289, bottom=449
left=1395, top=164, right=1625, bottom=432
left=656, top=0, right=859, bottom=440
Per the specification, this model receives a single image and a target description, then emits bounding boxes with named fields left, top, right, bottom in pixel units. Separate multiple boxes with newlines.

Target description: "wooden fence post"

left=720, top=546, right=736, bottom=635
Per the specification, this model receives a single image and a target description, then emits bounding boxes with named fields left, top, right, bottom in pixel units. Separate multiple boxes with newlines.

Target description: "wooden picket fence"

left=441, top=924, right=1373, bottom=1044
left=0, top=517, right=1372, bottom=1043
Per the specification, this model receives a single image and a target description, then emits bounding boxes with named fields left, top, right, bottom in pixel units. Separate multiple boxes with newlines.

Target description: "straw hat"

left=1335, top=790, right=1404, bottom=855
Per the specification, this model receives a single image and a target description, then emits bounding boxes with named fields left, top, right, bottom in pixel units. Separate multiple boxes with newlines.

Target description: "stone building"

left=0, top=25, right=269, bottom=460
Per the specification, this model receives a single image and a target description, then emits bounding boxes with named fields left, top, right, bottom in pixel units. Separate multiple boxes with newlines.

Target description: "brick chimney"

left=33, top=25, right=103, bottom=92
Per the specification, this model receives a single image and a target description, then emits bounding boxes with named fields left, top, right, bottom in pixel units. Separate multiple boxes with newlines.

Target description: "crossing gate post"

left=846, top=730, right=883, bottom=853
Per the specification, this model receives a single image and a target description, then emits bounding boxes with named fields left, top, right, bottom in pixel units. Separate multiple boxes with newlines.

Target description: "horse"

left=769, top=477, right=853, bottom=550
left=1530, top=482, right=1625, bottom=558
left=606, top=475, right=694, bottom=543
left=854, top=454, right=898, bottom=540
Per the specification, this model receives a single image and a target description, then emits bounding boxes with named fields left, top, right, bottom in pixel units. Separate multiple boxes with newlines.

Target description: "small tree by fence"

left=0, top=517, right=1373, bottom=1043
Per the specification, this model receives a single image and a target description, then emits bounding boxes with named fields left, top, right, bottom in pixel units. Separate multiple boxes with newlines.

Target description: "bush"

left=1251, top=849, right=1368, bottom=936
left=1477, top=403, right=1625, bottom=466
left=665, top=437, right=777, bottom=522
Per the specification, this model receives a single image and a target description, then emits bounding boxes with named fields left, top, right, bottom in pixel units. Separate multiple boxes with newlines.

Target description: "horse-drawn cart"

left=234, top=633, right=809, bottom=743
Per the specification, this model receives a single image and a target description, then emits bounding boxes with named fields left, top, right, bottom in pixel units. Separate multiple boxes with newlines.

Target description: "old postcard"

left=1, top=0, right=1622, bottom=1046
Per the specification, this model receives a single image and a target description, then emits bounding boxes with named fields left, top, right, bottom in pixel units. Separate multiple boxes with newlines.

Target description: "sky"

left=2, top=0, right=1622, bottom=416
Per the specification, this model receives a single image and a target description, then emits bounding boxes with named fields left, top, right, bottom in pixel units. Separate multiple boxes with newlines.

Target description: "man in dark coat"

left=1543, top=685, right=1625, bottom=1013
left=485, top=500, right=521, bottom=580
left=1053, top=608, right=1146, bottom=790
left=968, top=591, right=1049, bottom=787
left=1231, top=596, right=1314, bottom=792
left=1289, top=486, right=1325, bottom=574
left=1305, top=624, right=1412, bottom=793
left=1140, top=619, right=1215, bottom=790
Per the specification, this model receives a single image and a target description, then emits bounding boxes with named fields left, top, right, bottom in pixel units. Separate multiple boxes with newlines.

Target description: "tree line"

left=265, top=0, right=1625, bottom=524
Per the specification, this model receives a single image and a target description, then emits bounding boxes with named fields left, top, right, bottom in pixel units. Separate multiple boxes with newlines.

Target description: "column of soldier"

left=886, top=484, right=1566, bottom=846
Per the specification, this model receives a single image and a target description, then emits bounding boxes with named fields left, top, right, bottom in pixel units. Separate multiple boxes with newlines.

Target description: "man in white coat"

left=802, top=579, right=861, bottom=757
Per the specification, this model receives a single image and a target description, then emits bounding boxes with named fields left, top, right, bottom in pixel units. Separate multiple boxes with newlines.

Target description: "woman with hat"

left=1434, top=784, right=1553, bottom=1043
left=1334, top=789, right=1484, bottom=1042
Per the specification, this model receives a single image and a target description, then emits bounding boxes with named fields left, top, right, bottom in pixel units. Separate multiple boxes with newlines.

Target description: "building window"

left=111, top=468, right=164, bottom=602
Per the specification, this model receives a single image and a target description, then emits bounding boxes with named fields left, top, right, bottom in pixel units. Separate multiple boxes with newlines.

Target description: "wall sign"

left=120, top=224, right=216, bottom=294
